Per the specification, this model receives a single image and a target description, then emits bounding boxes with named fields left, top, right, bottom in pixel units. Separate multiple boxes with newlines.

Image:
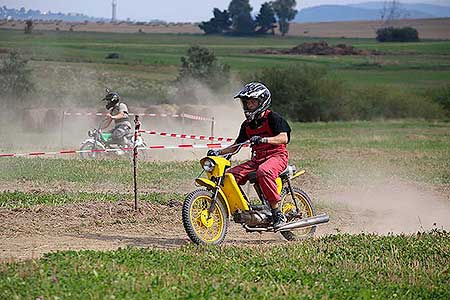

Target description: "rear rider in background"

left=102, top=90, right=132, bottom=147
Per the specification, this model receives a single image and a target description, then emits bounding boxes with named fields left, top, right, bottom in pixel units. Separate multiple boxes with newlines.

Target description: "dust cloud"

left=0, top=77, right=250, bottom=161
left=319, top=178, right=450, bottom=235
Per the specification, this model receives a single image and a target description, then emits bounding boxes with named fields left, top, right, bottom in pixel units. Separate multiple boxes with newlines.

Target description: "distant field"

left=1, top=18, right=449, bottom=39
left=0, top=28, right=449, bottom=102
left=290, top=18, right=450, bottom=39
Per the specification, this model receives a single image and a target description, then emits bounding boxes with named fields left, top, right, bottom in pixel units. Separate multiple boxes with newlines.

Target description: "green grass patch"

left=0, top=158, right=200, bottom=192
left=0, top=232, right=448, bottom=299
left=0, top=191, right=183, bottom=208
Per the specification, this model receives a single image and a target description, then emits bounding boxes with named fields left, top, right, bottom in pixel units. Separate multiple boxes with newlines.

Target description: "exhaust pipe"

left=275, top=213, right=329, bottom=232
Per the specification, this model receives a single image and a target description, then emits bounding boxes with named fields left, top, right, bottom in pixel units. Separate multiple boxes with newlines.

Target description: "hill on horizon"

left=295, top=1, right=450, bottom=23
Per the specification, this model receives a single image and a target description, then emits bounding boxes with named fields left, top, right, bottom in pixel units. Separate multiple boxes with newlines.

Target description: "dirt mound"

left=251, top=41, right=381, bottom=56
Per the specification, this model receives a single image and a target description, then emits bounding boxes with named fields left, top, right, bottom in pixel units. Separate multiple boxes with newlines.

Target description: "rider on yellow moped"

left=182, top=82, right=329, bottom=245
left=208, top=82, right=291, bottom=228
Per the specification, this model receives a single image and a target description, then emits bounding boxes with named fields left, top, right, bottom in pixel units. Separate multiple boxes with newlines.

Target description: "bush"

left=242, top=64, right=445, bottom=122
left=376, top=26, right=419, bottom=42
left=24, top=20, right=33, bottom=34
left=243, top=64, right=347, bottom=122
left=346, top=86, right=445, bottom=120
left=105, top=53, right=120, bottom=59
left=176, top=46, right=230, bottom=103
left=178, top=46, right=230, bottom=88
left=0, top=51, right=34, bottom=107
left=426, top=84, right=450, bottom=117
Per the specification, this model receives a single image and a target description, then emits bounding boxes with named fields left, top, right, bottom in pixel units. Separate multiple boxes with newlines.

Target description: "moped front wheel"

left=126, top=142, right=149, bottom=161
left=182, top=189, right=228, bottom=245
left=79, top=142, right=105, bottom=159
left=137, top=142, right=149, bottom=161
left=279, top=187, right=316, bottom=241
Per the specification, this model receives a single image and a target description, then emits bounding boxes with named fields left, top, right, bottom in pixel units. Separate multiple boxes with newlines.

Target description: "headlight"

left=88, top=130, right=94, bottom=137
left=201, top=158, right=215, bottom=172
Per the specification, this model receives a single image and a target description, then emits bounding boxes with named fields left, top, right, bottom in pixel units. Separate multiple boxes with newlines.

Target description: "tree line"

left=199, top=0, right=297, bottom=36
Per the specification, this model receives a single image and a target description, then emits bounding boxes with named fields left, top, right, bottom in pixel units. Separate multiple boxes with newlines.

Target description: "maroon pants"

left=228, top=151, right=288, bottom=206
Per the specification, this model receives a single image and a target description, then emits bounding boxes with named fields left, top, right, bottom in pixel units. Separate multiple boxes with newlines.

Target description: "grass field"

left=1, top=232, right=448, bottom=299
left=1, top=29, right=450, bottom=106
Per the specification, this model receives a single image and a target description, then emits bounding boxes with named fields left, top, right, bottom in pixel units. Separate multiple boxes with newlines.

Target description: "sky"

left=1, top=0, right=448, bottom=22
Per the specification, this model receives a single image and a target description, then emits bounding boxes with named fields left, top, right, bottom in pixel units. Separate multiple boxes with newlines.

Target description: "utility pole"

left=112, top=0, right=117, bottom=23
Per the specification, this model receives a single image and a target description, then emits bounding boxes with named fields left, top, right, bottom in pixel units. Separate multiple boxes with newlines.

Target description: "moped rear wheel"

left=182, top=189, right=228, bottom=245
left=279, top=187, right=316, bottom=241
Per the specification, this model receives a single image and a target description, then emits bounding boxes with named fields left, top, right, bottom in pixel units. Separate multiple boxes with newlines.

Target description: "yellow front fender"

left=195, top=178, right=231, bottom=216
left=291, top=169, right=306, bottom=180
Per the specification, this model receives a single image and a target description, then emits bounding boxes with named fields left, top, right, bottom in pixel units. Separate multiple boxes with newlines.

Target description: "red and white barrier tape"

left=0, top=143, right=230, bottom=158
left=63, top=112, right=213, bottom=121
left=180, top=113, right=214, bottom=122
left=63, top=112, right=181, bottom=118
left=64, top=112, right=107, bottom=117
left=138, top=129, right=234, bottom=143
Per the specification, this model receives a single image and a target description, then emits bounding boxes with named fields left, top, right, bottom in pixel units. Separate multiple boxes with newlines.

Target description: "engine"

left=233, top=206, right=272, bottom=227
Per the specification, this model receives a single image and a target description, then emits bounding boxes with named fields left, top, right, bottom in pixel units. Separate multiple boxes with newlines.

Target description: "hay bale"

left=159, top=104, right=179, bottom=115
left=43, top=109, right=61, bottom=129
left=21, top=109, right=47, bottom=130
left=144, top=105, right=166, bottom=115
left=177, top=104, right=203, bottom=115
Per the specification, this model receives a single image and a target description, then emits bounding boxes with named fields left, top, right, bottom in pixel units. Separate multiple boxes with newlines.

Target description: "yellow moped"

left=182, top=142, right=329, bottom=245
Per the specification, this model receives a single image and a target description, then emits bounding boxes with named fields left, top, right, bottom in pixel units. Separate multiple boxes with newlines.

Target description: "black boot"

left=272, top=208, right=287, bottom=229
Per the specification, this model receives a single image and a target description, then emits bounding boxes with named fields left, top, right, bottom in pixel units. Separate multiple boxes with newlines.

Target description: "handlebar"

left=222, top=140, right=250, bottom=160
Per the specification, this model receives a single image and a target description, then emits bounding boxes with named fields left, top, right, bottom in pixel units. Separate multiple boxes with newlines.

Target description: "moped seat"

left=248, top=165, right=296, bottom=184
left=279, top=165, right=296, bottom=179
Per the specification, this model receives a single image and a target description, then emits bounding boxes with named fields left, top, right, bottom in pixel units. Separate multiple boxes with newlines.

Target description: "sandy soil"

left=1, top=18, right=449, bottom=39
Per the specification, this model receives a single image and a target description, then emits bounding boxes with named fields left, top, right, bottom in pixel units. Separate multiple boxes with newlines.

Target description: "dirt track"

left=2, top=178, right=449, bottom=262
left=0, top=200, right=313, bottom=261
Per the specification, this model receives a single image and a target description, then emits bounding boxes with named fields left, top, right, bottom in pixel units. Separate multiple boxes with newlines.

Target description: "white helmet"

left=234, top=82, right=271, bottom=121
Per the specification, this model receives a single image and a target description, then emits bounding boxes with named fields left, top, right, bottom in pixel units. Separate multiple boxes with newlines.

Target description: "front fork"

left=207, top=175, right=224, bottom=218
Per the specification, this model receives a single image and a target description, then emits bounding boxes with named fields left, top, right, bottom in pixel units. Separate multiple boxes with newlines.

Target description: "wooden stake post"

left=133, top=115, right=141, bottom=211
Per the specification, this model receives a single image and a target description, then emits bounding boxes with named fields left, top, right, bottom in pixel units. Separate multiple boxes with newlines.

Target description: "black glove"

left=207, top=149, right=221, bottom=156
left=250, top=136, right=265, bottom=145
